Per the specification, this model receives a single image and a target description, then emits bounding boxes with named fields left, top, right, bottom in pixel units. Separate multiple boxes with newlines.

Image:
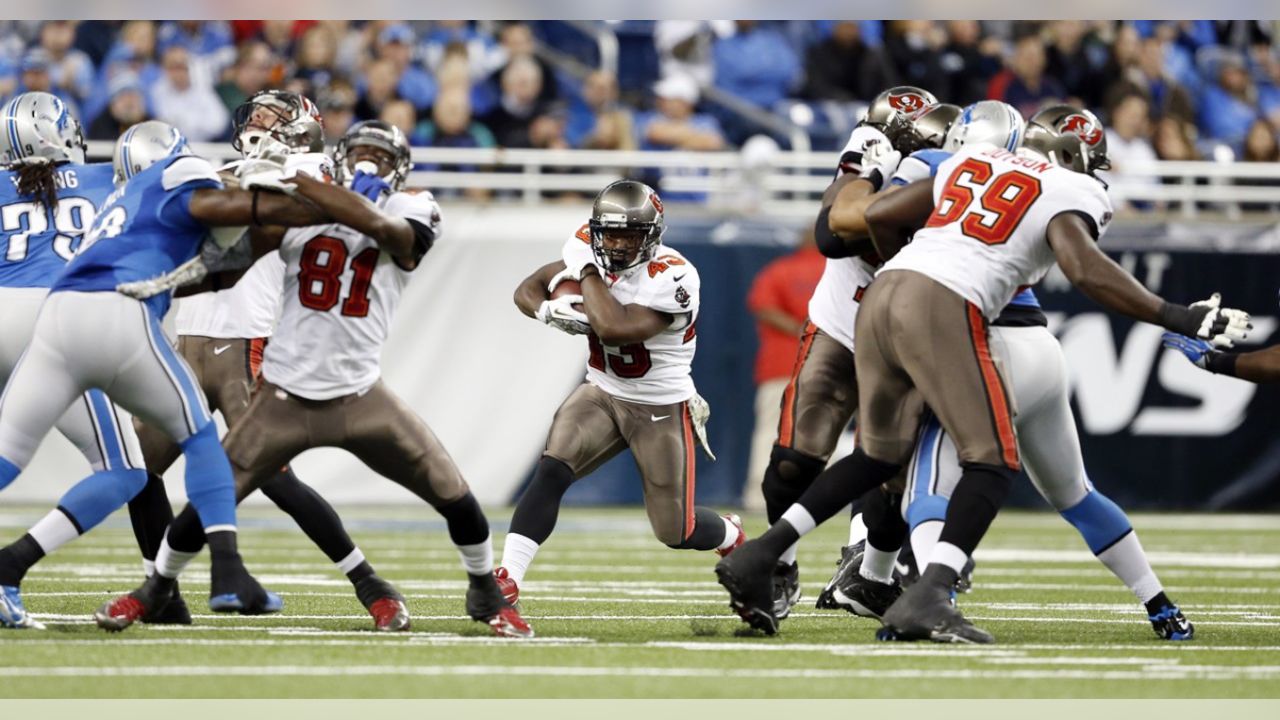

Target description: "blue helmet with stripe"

left=944, top=101, right=1026, bottom=154
left=0, top=91, right=86, bottom=166
left=112, top=120, right=190, bottom=184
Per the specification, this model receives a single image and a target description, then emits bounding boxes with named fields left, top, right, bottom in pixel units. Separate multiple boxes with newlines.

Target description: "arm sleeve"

left=384, top=190, right=443, bottom=266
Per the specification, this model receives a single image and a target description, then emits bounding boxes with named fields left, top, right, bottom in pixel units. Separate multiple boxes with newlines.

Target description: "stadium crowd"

left=1, top=20, right=1277, bottom=192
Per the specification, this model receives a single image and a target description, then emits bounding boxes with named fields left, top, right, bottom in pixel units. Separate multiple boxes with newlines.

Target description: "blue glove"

left=350, top=170, right=390, bottom=202
left=1161, top=332, right=1215, bottom=369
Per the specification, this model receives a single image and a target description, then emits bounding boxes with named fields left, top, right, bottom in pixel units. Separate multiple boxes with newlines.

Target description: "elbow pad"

left=814, top=206, right=856, bottom=258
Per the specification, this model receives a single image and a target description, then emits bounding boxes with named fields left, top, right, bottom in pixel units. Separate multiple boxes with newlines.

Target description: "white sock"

left=28, top=510, right=81, bottom=554
left=780, top=505, right=816, bottom=537
left=859, top=541, right=900, bottom=584
left=779, top=542, right=799, bottom=566
left=155, top=534, right=198, bottom=580
left=1096, top=531, right=1163, bottom=604
left=715, top=516, right=740, bottom=551
left=847, top=512, right=868, bottom=546
left=336, top=548, right=367, bottom=576
left=929, top=541, right=969, bottom=576
left=456, top=534, right=494, bottom=576
left=142, top=559, right=156, bottom=577
left=910, top=521, right=943, bottom=576
left=500, top=533, right=540, bottom=584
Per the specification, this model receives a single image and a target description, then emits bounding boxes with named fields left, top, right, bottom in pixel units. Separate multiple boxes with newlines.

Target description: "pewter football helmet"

left=333, top=120, right=412, bottom=192
left=944, top=101, right=1026, bottom=153
left=861, top=86, right=939, bottom=148
left=232, top=89, right=325, bottom=156
left=0, top=91, right=86, bottom=166
left=1023, top=105, right=1111, bottom=175
left=112, top=120, right=190, bottom=184
left=899, top=103, right=962, bottom=154
left=589, top=179, right=665, bottom=273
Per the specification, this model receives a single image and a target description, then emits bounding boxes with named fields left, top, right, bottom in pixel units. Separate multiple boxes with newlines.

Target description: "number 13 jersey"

left=880, top=143, right=1112, bottom=320
left=262, top=189, right=443, bottom=400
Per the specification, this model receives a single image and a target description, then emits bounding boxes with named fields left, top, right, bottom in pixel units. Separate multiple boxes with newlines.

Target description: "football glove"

left=1188, top=293, right=1252, bottom=348
left=547, top=266, right=580, bottom=294
left=859, top=138, right=902, bottom=191
left=562, top=235, right=599, bottom=281
left=350, top=162, right=391, bottom=202
left=1161, top=332, right=1216, bottom=369
left=237, top=137, right=293, bottom=194
left=536, top=296, right=590, bottom=335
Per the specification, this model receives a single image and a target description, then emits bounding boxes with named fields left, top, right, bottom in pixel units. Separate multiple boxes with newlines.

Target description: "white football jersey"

left=569, top=234, right=700, bottom=406
left=881, top=143, right=1113, bottom=319
left=806, top=125, right=886, bottom=352
left=262, top=189, right=442, bottom=400
left=173, top=152, right=333, bottom=340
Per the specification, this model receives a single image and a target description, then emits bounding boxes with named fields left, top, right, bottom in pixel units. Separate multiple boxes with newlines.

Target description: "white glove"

left=547, top=266, right=580, bottom=294
left=860, top=138, right=902, bottom=189
left=116, top=256, right=209, bottom=299
left=1190, top=293, right=1252, bottom=348
left=536, top=296, right=590, bottom=335
left=562, top=235, right=599, bottom=281
left=237, top=137, right=293, bottom=193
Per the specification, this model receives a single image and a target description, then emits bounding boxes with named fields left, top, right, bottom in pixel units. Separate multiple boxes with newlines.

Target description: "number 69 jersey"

left=260, top=189, right=442, bottom=401
left=569, top=236, right=700, bottom=406
left=881, top=143, right=1112, bottom=319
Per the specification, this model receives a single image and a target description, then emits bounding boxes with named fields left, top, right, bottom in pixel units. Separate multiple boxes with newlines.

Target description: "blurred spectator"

left=712, top=21, right=802, bottom=109
left=73, top=21, right=123, bottom=66
left=654, top=21, right=734, bottom=87
left=413, top=85, right=495, bottom=149
left=1131, top=35, right=1195, bottom=122
left=38, top=21, right=95, bottom=103
left=379, top=98, right=417, bottom=139
left=156, top=21, right=235, bottom=79
left=566, top=70, right=635, bottom=150
left=987, top=33, right=1067, bottom=119
left=529, top=107, right=570, bottom=151
left=354, top=58, right=401, bottom=121
left=370, top=24, right=436, bottom=112
left=150, top=45, right=229, bottom=142
left=800, top=21, right=895, bottom=102
left=939, top=20, right=1003, bottom=106
left=1254, top=46, right=1280, bottom=128
left=292, top=24, right=339, bottom=98
left=16, top=49, right=81, bottom=119
left=1197, top=52, right=1260, bottom=152
left=884, top=21, right=950, bottom=102
left=741, top=231, right=825, bottom=511
left=317, top=78, right=358, bottom=139
left=635, top=75, right=725, bottom=152
left=419, top=20, right=502, bottom=82
left=87, top=71, right=149, bottom=140
left=1153, top=116, right=1202, bottom=161
left=489, top=23, right=558, bottom=105
left=1237, top=118, right=1280, bottom=211
left=215, top=42, right=275, bottom=116
left=480, top=55, right=552, bottom=148
left=1044, top=20, right=1109, bottom=108
left=1102, top=93, right=1159, bottom=209
left=256, top=20, right=301, bottom=58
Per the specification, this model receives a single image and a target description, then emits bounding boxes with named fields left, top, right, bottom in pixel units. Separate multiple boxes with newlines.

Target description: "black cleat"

left=881, top=565, right=993, bottom=644
left=95, top=574, right=176, bottom=632
left=355, top=574, right=410, bottom=631
left=1150, top=604, right=1194, bottom=641
left=815, top=541, right=864, bottom=610
left=208, top=554, right=282, bottom=615
left=714, top=539, right=780, bottom=635
left=827, top=573, right=902, bottom=620
left=141, top=581, right=192, bottom=625
left=772, top=562, right=802, bottom=620
left=465, top=573, right=533, bottom=638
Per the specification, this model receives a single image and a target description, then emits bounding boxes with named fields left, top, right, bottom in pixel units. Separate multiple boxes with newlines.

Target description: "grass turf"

left=0, top=506, right=1277, bottom=698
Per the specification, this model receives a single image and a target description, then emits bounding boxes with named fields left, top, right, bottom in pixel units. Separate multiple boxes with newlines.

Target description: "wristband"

left=1205, top=351, right=1239, bottom=377
left=1157, top=301, right=1197, bottom=336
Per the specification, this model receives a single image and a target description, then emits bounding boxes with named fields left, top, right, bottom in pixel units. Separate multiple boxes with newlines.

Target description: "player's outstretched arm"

left=579, top=267, right=673, bottom=345
left=515, top=260, right=567, bottom=318
left=284, top=172, right=426, bottom=265
left=864, top=178, right=935, bottom=261
left=187, top=187, right=331, bottom=229
left=1049, top=213, right=1250, bottom=344
left=1162, top=333, right=1280, bottom=384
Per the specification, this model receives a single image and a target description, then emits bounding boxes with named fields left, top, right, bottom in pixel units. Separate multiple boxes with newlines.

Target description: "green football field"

left=0, top=505, right=1277, bottom=698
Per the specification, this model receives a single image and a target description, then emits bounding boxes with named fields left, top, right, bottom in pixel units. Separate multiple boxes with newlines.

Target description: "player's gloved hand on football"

left=547, top=266, right=580, bottom=294
left=536, top=296, right=590, bottom=335
left=859, top=138, right=903, bottom=191
left=350, top=161, right=391, bottom=202
left=1187, top=293, right=1252, bottom=348
left=562, top=236, right=599, bottom=281
left=1161, top=332, right=1217, bottom=369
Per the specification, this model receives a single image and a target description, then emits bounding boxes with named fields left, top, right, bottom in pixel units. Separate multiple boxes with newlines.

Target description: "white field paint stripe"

left=2, top=665, right=1277, bottom=682
left=971, top=549, right=1280, bottom=569
left=645, top=640, right=1280, bottom=655
left=979, top=657, right=1183, bottom=666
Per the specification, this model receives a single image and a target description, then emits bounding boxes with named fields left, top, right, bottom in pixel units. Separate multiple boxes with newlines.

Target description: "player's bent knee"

left=763, top=446, right=825, bottom=500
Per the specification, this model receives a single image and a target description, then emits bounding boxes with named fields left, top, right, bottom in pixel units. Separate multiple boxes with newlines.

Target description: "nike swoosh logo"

left=651, top=414, right=670, bottom=422
left=213, top=345, right=232, bottom=355
left=673, top=274, right=686, bottom=282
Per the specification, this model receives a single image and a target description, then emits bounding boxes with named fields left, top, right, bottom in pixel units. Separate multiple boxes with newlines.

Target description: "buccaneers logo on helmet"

left=888, top=92, right=927, bottom=113
left=1060, top=114, right=1103, bottom=146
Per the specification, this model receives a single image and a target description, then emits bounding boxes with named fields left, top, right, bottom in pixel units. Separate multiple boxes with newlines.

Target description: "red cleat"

left=487, top=604, right=534, bottom=639
left=717, top=513, right=747, bottom=558
left=494, top=566, right=520, bottom=606
left=369, top=597, right=411, bottom=632
left=94, top=594, right=147, bottom=632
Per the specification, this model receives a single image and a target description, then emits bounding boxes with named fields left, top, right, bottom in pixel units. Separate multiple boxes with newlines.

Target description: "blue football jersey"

left=0, top=162, right=115, bottom=289
left=50, top=154, right=223, bottom=318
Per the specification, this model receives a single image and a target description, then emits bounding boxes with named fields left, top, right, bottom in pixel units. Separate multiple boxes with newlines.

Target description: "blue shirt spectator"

left=37, top=21, right=95, bottom=103
left=712, top=21, right=801, bottom=109
left=157, top=21, right=235, bottom=77
left=635, top=75, right=725, bottom=202
left=1197, top=55, right=1261, bottom=152
left=365, top=24, right=436, bottom=111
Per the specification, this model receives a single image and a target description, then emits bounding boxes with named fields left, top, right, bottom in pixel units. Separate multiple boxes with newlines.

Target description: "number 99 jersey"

left=260, top=188, right=443, bottom=401
left=0, top=162, right=114, bottom=289
left=881, top=143, right=1112, bottom=319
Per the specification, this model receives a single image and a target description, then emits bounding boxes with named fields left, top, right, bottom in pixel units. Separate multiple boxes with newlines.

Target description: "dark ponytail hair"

left=14, top=161, right=59, bottom=212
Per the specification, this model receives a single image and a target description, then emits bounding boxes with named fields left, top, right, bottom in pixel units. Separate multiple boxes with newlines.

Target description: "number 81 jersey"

left=261, top=189, right=442, bottom=401
left=881, top=143, right=1112, bottom=320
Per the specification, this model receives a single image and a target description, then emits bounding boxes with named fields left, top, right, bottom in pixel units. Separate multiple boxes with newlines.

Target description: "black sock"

left=437, top=492, right=490, bottom=546
left=205, top=529, right=239, bottom=561
left=797, top=448, right=901, bottom=526
left=127, top=472, right=173, bottom=562
left=508, top=457, right=575, bottom=544
left=755, top=521, right=801, bottom=556
left=848, top=496, right=865, bottom=521
left=1144, top=592, right=1174, bottom=615
left=346, top=561, right=375, bottom=584
left=863, top=487, right=907, bottom=553
left=0, top=534, right=45, bottom=587
left=762, top=446, right=826, bottom=525
left=667, top=507, right=728, bottom=550
left=937, top=464, right=1015, bottom=557
left=167, top=505, right=206, bottom=554
left=260, top=467, right=359, bottom=564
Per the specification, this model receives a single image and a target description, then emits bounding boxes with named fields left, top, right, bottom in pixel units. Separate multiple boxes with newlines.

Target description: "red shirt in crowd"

left=747, top=245, right=826, bottom=385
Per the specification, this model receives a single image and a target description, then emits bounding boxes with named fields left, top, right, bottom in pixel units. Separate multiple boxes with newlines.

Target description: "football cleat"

left=826, top=573, right=903, bottom=620
left=467, top=573, right=533, bottom=638
left=772, top=562, right=802, bottom=620
left=881, top=565, right=993, bottom=644
left=208, top=554, right=283, bottom=615
left=1150, top=605, right=1194, bottom=641
left=369, top=597, right=411, bottom=632
left=486, top=605, right=535, bottom=639
left=0, top=585, right=45, bottom=630
left=494, top=566, right=520, bottom=606
left=95, top=574, right=175, bottom=632
left=714, top=538, right=780, bottom=635
left=716, top=513, right=746, bottom=558
left=141, top=582, right=192, bottom=625
left=815, top=541, right=866, bottom=609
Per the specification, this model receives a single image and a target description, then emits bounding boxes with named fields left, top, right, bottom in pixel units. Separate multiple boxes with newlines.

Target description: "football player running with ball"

left=495, top=180, right=744, bottom=605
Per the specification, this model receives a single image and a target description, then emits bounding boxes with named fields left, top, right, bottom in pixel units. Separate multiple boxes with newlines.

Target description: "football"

left=550, top=278, right=585, bottom=312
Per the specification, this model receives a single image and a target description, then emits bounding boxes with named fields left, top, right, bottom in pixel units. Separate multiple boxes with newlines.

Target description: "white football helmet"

left=112, top=120, right=190, bottom=184
left=0, top=91, right=86, bottom=166
left=944, top=101, right=1026, bottom=154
